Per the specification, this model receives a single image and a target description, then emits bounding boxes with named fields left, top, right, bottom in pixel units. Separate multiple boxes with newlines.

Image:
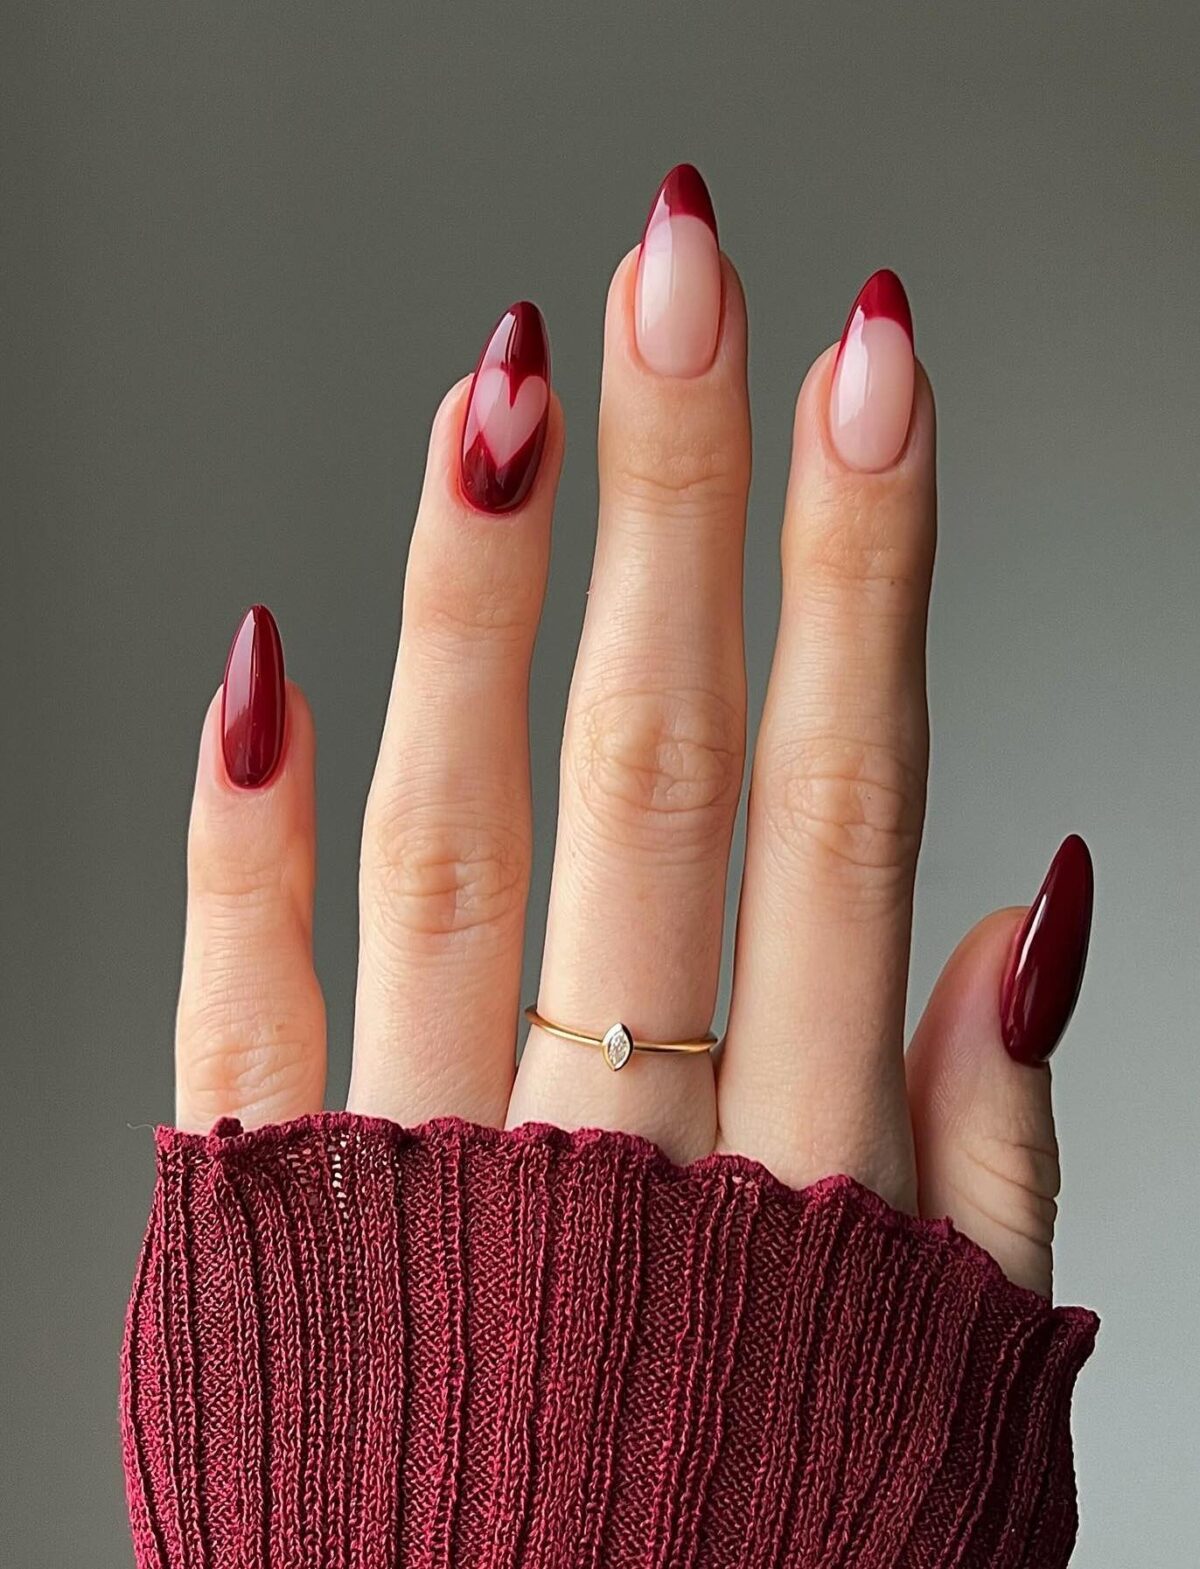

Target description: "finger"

left=350, top=303, right=561, bottom=1126
left=176, top=606, right=326, bottom=1131
left=720, top=273, right=933, bottom=1207
left=508, top=167, right=749, bottom=1161
left=907, top=836, right=1094, bottom=1295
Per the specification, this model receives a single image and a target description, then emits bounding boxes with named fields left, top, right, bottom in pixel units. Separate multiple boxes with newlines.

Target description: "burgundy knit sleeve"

left=121, top=1114, right=1097, bottom=1568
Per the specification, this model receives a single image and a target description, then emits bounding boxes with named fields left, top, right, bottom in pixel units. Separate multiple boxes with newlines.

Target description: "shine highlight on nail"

left=1000, top=834, right=1094, bottom=1065
left=829, top=268, right=915, bottom=473
left=634, top=163, right=722, bottom=378
left=221, top=604, right=286, bottom=789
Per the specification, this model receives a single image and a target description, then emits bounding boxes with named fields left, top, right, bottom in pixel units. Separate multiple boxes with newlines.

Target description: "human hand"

left=176, top=165, right=1091, bottom=1299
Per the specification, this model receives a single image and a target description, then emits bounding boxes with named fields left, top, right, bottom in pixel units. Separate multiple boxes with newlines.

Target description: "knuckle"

left=971, top=1132, right=1062, bottom=1205
left=188, top=830, right=312, bottom=917
left=569, top=685, right=744, bottom=856
left=179, top=983, right=324, bottom=1118
left=608, top=427, right=746, bottom=518
left=956, top=1134, right=1061, bottom=1253
left=791, top=494, right=932, bottom=600
left=362, top=801, right=529, bottom=943
left=189, top=855, right=282, bottom=906
left=408, top=539, right=541, bottom=652
left=411, top=582, right=536, bottom=655
left=758, top=734, right=924, bottom=892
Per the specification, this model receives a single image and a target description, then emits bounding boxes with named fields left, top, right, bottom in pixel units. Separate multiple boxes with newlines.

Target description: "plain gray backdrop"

left=3, top=3, right=1197, bottom=1563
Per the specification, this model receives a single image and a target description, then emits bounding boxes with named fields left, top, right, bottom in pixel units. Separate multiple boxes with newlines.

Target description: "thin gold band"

left=523, top=1005, right=717, bottom=1072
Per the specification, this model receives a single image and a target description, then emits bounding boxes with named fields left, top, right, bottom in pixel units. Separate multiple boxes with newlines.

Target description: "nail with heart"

left=460, top=301, right=551, bottom=514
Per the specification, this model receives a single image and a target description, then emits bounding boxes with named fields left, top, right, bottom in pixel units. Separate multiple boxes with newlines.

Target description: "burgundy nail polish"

left=836, top=268, right=914, bottom=361
left=641, top=162, right=719, bottom=244
left=221, top=604, right=286, bottom=788
left=1000, top=835, right=1094, bottom=1065
left=460, top=301, right=550, bottom=514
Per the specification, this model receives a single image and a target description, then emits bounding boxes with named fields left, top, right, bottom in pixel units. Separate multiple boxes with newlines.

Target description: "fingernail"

left=635, top=163, right=721, bottom=377
left=460, top=301, right=551, bottom=514
left=221, top=604, right=286, bottom=788
left=829, top=268, right=915, bottom=472
left=1001, top=834, right=1094, bottom=1065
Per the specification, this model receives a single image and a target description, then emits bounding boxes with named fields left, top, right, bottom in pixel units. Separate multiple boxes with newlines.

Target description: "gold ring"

left=523, top=1005, right=718, bottom=1072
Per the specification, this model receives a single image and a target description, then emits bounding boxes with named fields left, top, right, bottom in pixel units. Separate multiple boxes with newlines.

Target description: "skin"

left=175, top=243, right=1064, bottom=1301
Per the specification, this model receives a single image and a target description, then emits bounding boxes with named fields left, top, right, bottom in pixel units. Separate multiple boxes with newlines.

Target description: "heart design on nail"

left=471, top=368, right=549, bottom=467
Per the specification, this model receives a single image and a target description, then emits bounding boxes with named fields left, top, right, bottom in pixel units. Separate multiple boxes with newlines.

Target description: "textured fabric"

left=122, top=1114, right=1097, bottom=1567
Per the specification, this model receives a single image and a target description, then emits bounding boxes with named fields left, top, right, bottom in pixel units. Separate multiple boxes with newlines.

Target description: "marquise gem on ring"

left=601, top=1022, right=634, bottom=1072
left=522, top=1005, right=718, bottom=1069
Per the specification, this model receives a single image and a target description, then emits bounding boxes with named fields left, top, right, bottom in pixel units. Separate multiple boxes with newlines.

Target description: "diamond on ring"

left=602, top=1022, right=634, bottom=1071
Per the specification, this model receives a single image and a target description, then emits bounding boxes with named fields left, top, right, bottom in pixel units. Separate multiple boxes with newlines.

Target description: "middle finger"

left=508, top=167, right=750, bottom=1160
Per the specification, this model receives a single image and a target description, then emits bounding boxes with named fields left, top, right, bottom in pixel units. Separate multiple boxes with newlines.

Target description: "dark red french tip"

left=838, top=268, right=914, bottom=354
left=643, top=163, right=718, bottom=242
left=1000, top=835, right=1094, bottom=1065
left=459, top=301, right=551, bottom=515
left=221, top=605, right=286, bottom=789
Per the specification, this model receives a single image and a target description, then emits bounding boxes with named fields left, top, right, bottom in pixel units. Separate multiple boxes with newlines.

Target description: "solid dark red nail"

left=1000, top=835, right=1094, bottom=1065
left=221, top=604, right=286, bottom=789
left=460, top=301, right=551, bottom=514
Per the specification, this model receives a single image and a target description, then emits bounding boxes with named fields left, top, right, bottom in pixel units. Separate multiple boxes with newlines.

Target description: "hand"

left=175, top=165, right=1091, bottom=1300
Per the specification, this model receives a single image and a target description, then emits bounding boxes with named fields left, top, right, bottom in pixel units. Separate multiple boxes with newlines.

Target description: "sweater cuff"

left=122, top=1114, right=1097, bottom=1568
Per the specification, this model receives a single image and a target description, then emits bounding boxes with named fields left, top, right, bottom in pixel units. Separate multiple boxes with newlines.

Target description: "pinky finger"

left=175, top=606, right=326, bottom=1132
left=906, top=837, right=1093, bottom=1296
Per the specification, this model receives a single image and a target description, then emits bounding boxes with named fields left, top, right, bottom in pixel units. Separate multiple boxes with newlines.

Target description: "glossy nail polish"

left=829, top=268, right=915, bottom=473
left=1000, top=835, right=1094, bottom=1065
left=221, top=604, right=286, bottom=788
left=635, top=163, right=722, bottom=377
left=460, top=301, right=551, bottom=514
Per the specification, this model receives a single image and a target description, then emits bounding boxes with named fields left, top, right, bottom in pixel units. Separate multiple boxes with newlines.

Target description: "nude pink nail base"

left=829, top=269, right=916, bottom=473
left=635, top=164, right=722, bottom=378
left=460, top=301, right=551, bottom=514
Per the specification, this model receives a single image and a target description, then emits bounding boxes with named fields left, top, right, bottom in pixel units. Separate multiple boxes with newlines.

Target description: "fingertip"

left=196, top=675, right=314, bottom=799
left=908, top=907, right=1029, bottom=1099
left=909, top=904, right=1060, bottom=1296
left=283, top=679, right=316, bottom=752
left=605, top=243, right=641, bottom=320
left=428, top=373, right=475, bottom=456
left=912, top=355, right=937, bottom=433
left=790, top=337, right=935, bottom=488
left=790, top=342, right=838, bottom=448
left=188, top=678, right=318, bottom=919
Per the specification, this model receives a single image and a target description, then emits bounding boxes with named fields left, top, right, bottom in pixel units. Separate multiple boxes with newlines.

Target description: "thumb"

left=907, top=837, right=1093, bottom=1297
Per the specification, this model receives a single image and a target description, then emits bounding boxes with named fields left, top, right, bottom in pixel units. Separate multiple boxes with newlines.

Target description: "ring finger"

left=720, top=272, right=935, bottom=1206
left=508, top=167, right=750, bottom=1160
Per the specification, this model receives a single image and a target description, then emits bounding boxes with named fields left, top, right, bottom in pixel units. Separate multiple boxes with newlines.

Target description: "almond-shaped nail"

left=460, top=301, right=550, bottom=514
left=635, top=163, right=721, bottom=378
left=829, top=268, right=915, bottom=472
left=1001, top=834, right=1094, bottom=1065
left=221, top=604, right=286, bottom=789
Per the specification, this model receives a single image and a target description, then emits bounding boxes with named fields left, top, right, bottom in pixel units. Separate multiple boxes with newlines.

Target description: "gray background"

left=3, top=3, right=1197, bottom=1563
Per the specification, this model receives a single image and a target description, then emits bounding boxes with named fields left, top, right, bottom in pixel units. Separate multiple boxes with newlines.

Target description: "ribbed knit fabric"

left=122, top=1114, right=1097, bottom=1567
